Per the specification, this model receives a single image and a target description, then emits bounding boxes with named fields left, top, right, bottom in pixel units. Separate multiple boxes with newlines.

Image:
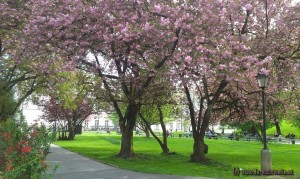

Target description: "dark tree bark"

left=67, top=120, right=73, bottom=140
left=118, top=103, right=140, bottom=158
left=274, top=118, right=281, bottom=136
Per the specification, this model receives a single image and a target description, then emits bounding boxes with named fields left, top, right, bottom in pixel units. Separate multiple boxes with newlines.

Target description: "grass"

left=54, top=132, right=300, bottom=179
left=267, top=120, right=300, bottom=137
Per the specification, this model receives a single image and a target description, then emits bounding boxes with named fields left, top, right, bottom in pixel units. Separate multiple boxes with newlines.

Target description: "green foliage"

left=0, top=89, right=17, bottom=121
left=139, top=104, right=175, bottom=124
left=285, top=107, right=300, bottom=129
left=0, top=119, right=52, bottom=178
left=278, top=88, right=300, bottom=129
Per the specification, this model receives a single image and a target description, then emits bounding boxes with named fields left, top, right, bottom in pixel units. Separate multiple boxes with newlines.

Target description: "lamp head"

left=256, top=73, right=269, bottom=88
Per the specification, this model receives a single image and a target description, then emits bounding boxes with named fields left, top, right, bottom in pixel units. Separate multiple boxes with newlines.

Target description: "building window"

left=176, top=123, right=180, bottom=130
left=95, top=120, right=99, bottom=128
left=105, top=120, right=109, bottom=128
left=85, top=121, right=89, bottom=128
left=32, top=97, right=39, bottom=105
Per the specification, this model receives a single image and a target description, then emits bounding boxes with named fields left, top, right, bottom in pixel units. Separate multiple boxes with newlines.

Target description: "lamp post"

left=256, top=73, right=272, bottom=171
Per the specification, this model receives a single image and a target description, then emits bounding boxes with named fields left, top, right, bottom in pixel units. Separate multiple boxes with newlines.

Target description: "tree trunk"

left=118, top=103, right=139, bottom=158
left=144, top=128, right=150, bottom=138
left=68, top=120, right=75, bottom=140
left=157, top=105, right=169, bottom=154
left=188, top=78, right=228, bottom=163
left=274, top=120, right=281, bottom=136
left=119, top=128, right=134, bottom=158
left=68, top=127, right=75, bottom=140
left=191, top=109, right=210, bottom=162
left=191, top=136, right=208, bottom=162
left=139, top=113, right=169, bottom=154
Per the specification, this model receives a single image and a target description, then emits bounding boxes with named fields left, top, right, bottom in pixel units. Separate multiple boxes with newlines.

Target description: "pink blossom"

left=197, top=45, right=204, bottom=51
left=144, top=22, right=151, bottom=31
left=154, top=5, right=162, bottom=13
left=103, top=35, right=112, bottom=43
left=259, top=68, right=269, bottom=75
left=245, top=4, right=253, bottom=11
left=160, top=17, right=170, bottom=26
left=121, top=27, right=128, bottom=33
left=47, top=32, right=52, bottom=38
left=171, top=37, right=178, bottom=42
left=264, top=56, right=272, bottom=62
left=225, top=75, right=231, bottom=81
left=216, top=0, right=222, bottom=5
left=185, top=56, right=192, bottom=64
left=219, top=64, right=226, bottom=70
left=196, top=37, right=205, bottom=43
left=222, top=51, right=231, bottom=58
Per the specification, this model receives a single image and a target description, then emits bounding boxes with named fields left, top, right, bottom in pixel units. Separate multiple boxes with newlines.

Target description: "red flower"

left=21, top=146, right=31, bottom=153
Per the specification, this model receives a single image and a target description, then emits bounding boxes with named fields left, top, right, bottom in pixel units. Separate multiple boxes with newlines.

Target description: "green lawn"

left=54, top=133, right=300, bottom=179
left=267, top=120, right=300, bottom=137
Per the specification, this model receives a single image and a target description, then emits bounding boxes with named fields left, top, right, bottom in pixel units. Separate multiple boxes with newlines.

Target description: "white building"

left=21, top=99, right=115, bottom=131
left=21, top=100, right=48, bottom=126
left=83, top=112, right=115, bottom=131
left=151, top=118, right=190, bottom=132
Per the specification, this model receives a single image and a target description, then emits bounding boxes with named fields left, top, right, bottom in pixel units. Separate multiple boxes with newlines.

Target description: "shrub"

left=0, top=119, right=52, bottom=178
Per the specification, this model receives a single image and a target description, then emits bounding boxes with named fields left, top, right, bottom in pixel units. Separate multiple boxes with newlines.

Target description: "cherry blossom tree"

left=20, top=0, right=300, bottom=161
left=24, top=0, right=182, bottom=158
left=170, top=0, right=300, bottom=162
left=0, top=0, right=47, bottom=120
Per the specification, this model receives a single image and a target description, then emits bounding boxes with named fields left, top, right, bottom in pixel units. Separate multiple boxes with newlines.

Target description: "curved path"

left=44, top=144, right=216, bottom=179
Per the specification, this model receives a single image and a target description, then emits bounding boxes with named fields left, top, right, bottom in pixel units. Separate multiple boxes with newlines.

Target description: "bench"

left=206, top=134, right=219, bottom=139
left=267, top=137, right=285, bottom=143
left=221, top=135, right=237, bottom=140
left=183, top=132, right=193, bottom=138
left=243, top=136, right=260, bottom=142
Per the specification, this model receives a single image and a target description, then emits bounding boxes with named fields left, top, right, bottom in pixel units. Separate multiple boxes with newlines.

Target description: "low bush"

left=0, top=119, right=52, bottom=178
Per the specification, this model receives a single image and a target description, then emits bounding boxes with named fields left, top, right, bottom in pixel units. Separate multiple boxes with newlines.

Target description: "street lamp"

left=256, top=73, right=272, bottom=172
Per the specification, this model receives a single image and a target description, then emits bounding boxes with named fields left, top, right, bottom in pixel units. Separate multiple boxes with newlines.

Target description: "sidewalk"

left=44, top=144, right=216, bottom=179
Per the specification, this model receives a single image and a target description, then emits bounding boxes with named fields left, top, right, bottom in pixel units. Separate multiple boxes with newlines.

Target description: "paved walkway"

left=44, top=144, right=216, bottom=179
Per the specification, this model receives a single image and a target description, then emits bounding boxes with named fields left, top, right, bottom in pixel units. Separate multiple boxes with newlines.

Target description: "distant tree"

left=41, top=96, right=94, bottom=140
left=40, top=71, right=98, bottom=140
left=139, top=103, right=174, bottom=154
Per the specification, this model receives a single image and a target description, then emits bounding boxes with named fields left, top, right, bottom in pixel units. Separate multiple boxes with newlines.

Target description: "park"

left=1, top=0, right=300, bottom=178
